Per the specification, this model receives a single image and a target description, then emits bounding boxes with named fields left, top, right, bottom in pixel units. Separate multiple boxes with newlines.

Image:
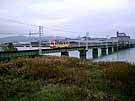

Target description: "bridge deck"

left=0, top=47, right=85, bottom=60
left=0, top=44, right=122, bottom=60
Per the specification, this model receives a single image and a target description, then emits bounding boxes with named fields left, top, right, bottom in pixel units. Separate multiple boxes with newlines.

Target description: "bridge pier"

left=101, top=48, right=107, bottom=56
left=61, top=51, right=69, bottom=56
left=129, top=44, right=132, bottom=48
left=119, top=44, right=127, bottom=50
left=114, top=46, right=118, bottom=52
left=79, top=50, right=87, bottom=59
left=124, top=44, right=127, bottom=49
left=122, top=45, right=126, bottom=49
left=130, top=44, right=134, bottom=48
left=112, top=47, right=114, bottom=53
left=92, top=48, right=98, bottom=58
left=118, top=45, right=122, bottom=50
left=108, top=47, right=113, bottom=54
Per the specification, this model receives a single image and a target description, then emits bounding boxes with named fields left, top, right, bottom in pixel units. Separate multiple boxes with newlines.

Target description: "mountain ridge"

left=0, top=36, right=66, bottom=43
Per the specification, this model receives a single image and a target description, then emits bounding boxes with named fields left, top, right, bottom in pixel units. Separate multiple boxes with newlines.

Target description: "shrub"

left=0, top=77, right=41, bottom=99
left=20, top=84, right=115, bottom=101
left=103, top=62, right=135, bottom=99
left=0, top=56, right=127, bottom=100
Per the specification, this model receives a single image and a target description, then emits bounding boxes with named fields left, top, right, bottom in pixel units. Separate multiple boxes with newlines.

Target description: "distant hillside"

left=0, top=36, right=66, bottom=43
left=0, top=36, right=29, bottom=43
left=41, top=36, right=66, bottom=40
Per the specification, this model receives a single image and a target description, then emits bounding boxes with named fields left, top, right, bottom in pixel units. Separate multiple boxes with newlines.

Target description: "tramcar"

left=50, top=41, right=70, bottom=48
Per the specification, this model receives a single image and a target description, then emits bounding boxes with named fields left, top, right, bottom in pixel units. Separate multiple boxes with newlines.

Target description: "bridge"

left=0, top=42, right=134, bottom=61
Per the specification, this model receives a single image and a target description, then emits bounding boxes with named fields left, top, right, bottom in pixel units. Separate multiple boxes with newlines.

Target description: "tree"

left=2, top=43, right=17, bottom=52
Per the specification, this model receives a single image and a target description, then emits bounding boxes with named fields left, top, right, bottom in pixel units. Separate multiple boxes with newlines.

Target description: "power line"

left=0, top=33, right=15, bottom=35
left=0, top=33, right=25, bottom=36
left=0, top=17, right=84, bottom=34
left=0, top=17, right=111, bottom=37
left=0, top=17, right=38, bottom=27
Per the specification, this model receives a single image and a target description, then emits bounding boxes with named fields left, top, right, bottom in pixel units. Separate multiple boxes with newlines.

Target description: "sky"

left=0, top=0, right=135, bottom=38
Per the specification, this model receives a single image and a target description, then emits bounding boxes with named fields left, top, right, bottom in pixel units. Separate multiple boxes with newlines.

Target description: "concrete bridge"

left=0, top=42, right=135, bottom=61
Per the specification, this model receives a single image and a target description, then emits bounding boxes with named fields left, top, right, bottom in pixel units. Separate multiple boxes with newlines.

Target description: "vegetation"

left=2, top=43, right=17, bottom=51
left=0, top=56, right=135, bottom=100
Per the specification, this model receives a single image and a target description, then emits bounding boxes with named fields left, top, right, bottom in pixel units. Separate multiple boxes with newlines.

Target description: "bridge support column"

left=112, top=47, right=114, bottom=53
left=61, top=51, right=69, bottom=56
left=92, top=48, right=98, bottom=58
left=114, top=46, right=118, bottom=52
left=101, top=48, right=107, bottom=56
left=118, top=46, right=121, bottom=50
left=122, top=45, right=126, bottom=50
left=118, top=45, right=125, bottom=50
left=124, top=44, right=127, bottom=49
left=122, top=45, right=126, bottom=49
left=130, top=44, right=134, bottom=48
left=126, top=44, right=130, bottom=48
left=108, top=47, right=113, bottom=54
left=79, top=50, right=87, bottom=59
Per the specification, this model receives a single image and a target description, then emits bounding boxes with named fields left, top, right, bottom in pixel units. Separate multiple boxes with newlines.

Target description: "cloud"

left=0, top=0, right=134, bottom=37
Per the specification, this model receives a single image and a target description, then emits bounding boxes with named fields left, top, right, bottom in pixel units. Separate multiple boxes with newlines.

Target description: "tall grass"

left=1, top=56, right=134, bottom=100
left=102, top=62, right=135, bottom=100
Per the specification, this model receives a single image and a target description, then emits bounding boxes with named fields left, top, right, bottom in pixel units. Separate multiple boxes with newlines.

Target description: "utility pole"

left=116, top=38, right=119, bottom=60
left=117, top=38, right=119, bottom=52
left=86, top=32, right=89, bottom=50
left=106, top=35, right=109, bottom=48
left=29, top=31, right=32, bottom=50
left=78, top=36, right=81, bottom=47
left=106, top=35, right=109, bottom=55
left=38, top=26, right=43, bottom=55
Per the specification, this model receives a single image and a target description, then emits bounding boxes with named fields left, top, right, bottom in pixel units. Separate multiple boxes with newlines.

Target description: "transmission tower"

left=86, top=32, right=89, bottom=50
left=29, top=31, right=32, bottom=49
left=38, top=26, right=43, bottom=55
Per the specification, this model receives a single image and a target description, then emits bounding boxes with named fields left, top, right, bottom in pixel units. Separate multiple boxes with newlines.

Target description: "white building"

left=111, top=31, right=130, bottom=44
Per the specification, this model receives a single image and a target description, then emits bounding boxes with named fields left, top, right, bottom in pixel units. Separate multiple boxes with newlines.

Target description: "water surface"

left=94, top=48, right=135, bottom=63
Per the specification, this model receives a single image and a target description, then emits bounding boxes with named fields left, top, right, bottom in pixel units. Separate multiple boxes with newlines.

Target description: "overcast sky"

left=0, top=0, right=135, bottom=38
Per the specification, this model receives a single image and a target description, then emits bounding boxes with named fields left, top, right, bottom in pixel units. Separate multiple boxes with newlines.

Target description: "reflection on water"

left=46, top=48, right=135, bottom=63
left=94, top=48, right=135, bottom=63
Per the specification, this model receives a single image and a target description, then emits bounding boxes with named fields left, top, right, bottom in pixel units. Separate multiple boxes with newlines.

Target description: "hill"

left=0, top=36, right=66, bottom=43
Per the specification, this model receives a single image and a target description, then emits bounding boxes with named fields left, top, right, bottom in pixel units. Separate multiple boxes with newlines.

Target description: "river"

left=94, top=48, right=135, bottom=63
left=16, top=47, right=135, bottom=63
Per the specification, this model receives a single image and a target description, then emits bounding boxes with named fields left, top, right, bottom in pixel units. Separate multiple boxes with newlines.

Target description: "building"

left=111, top=31, right=130, bottom=45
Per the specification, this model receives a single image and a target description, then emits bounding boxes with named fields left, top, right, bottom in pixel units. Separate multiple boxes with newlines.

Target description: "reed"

left=1, top=56, right=134, bottom=100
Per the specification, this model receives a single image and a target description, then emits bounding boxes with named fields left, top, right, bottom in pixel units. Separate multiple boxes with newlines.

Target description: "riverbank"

left=0, top=56, right=135, bottom=100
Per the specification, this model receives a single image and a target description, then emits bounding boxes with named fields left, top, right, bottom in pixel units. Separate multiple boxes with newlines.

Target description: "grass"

left=0, top=56, right=135, bottom=100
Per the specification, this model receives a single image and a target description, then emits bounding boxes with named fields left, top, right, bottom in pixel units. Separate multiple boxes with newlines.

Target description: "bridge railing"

left=0, top=47, right=85, bottom=60
left=0, top=50, right=39, bottom=60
